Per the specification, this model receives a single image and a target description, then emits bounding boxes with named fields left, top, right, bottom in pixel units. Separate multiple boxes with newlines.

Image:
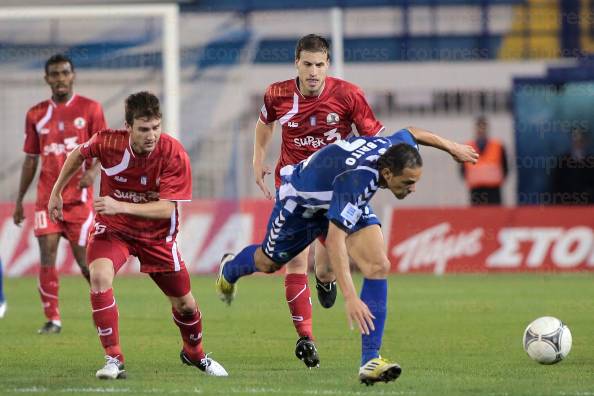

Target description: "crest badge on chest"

left=74, top=117, right=86, bottom=129
left=326, top=112, right=339, bottom=125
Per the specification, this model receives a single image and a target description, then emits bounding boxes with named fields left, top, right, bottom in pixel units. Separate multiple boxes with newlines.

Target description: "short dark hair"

left=377, top=144, right=422, bottom=176
left=125, top=91, right=162, bottom=126
left=45, top=54, right=74, bottom=75
left=295, top=34, right=330, bottom=61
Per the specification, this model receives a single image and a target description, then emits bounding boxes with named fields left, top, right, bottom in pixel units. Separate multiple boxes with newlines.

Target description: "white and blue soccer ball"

left=523, top=316, right=572, bottom=364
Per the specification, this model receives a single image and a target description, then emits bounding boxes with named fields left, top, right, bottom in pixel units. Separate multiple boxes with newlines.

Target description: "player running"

left=248, top=34, right=385, bottom=367
left=217, top=127, right=478, bottom=384
left=13, top=54, right=107, bottom=334
left=48, top=91, right=227, bottom=379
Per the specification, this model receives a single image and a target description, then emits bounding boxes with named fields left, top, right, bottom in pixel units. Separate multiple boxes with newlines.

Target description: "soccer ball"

left=523, top=316, right=572, bottom=364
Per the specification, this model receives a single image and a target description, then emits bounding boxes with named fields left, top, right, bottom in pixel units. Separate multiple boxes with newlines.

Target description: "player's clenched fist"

left=48, top=193, right=64, bottom=222
left=451, top=143, right=479, bottom=164
left=94, top=196, right=122, bottom=216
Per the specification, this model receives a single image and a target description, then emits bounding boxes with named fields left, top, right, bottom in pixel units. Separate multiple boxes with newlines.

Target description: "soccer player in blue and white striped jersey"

left=216, top=127, right=478, bottom=384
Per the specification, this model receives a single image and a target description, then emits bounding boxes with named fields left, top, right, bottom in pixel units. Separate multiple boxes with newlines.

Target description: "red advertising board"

left=387, top=207, right=594, bottom=274
left=2, top=202, right=593, bottom=276
left=0, top=201, right=273, bottom=276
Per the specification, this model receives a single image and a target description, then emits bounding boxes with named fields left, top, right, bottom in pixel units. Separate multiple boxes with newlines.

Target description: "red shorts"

left=87, top=226, right=190, bottom=297
left=33, top=202, right=94, bottom=246
left=87, top=225, right=187, bottom=275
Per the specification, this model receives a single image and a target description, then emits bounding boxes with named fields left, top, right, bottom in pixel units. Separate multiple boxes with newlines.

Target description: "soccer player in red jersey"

left=48, top=91, right=227, bottom=379
left=228, top=34, right=384, bottom=367
left=13, top=54, right=107, bottom=334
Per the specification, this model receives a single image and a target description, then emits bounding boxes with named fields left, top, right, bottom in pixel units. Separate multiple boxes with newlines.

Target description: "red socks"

left=285, top=273, right=313, bottom=339
left=90, top=288, right=205, bottom=365
left=91, top=288, right=123, bottom=362
left=172, top=308, right=205, bottom=362
left=38, top=266, right=60, bottom=322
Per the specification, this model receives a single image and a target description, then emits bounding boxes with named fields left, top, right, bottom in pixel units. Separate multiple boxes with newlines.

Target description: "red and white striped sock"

left=91, top=288, right=123, bottom=362
left=285, top=273, right=313, bottom=339
left=38, top=266, right=60, bottom=322
left=172, top=307, right=205, bottom=362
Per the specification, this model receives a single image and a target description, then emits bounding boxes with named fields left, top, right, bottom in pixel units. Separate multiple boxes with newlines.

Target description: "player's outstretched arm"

left=94, top=196, right=175, bottom=219
left=406, top=126, right=479, bottom=164
left=326, top=222, right=376, bottom=336
left=13, top=154, right=39, bottom=226
left=253, top=119, right=275, bottom=200
left=48, top=146, right=85, bottom=222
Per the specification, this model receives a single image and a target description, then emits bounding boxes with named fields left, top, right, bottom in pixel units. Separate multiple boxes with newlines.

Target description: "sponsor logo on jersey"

left=293, top=136, right=326, bottom=148
left=326, top=112, right=339, bottom=125
left=113, top=189, right=159, bottom=203
left=114, top=176, right=127, bottom=183
left=288, top=121, right=299, bottom=128
left=74, top=117, right=86, bottom=129
left=310, top=116, right=316, bottom=126
left=58, top=122, right=64, bottom=132
left=40, top=128, right=50, bottom=135
left=43, top=136, right=78, bottom=156
left=140, top=176, right=147, bottom=185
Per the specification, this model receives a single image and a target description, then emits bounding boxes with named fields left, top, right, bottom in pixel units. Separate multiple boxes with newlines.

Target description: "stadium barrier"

left=1, top=202, right=592, bottom=276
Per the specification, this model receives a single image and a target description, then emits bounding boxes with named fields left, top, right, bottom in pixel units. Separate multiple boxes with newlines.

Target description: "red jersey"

left=79, top=129, right=192, bottom=243
left=259, top=76, right=384, bottom=186
left=23, top=94, right=107, bottom=209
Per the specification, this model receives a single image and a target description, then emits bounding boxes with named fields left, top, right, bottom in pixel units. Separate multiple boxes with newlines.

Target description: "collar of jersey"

left=128, top=136, right=155, bottom=159
left=50, top=93, right=77, bottom=108
left=294, top=77, right=326, bottom=100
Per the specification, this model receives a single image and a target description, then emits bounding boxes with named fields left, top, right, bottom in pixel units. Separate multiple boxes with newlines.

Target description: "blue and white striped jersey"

left=278, top=129, right=419, bottom=231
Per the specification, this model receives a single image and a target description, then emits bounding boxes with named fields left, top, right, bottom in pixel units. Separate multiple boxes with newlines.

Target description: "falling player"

left=243, top=34, right=385, bottom=367
left=218, top=127, right=478, bottom=384
left=48, top=91, right=228, bottom=379
left=13, top=54, right=107, bottom=334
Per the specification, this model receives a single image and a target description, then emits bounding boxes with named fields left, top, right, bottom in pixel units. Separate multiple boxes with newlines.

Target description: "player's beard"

left=52, top=85, right=72, bottom=102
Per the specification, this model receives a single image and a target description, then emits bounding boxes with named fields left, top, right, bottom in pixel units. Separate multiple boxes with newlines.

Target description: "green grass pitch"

left=1, top=274, right=593, bottom=395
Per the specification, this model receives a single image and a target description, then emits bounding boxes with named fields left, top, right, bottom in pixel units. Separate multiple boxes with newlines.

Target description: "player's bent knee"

left=173, top=297, right=197, bottom=315
left=255, top=259, right=282, bottom=273
left=89, top=259, right=115, bottom=292
left=286, top=255, right=308, bottom=274
left=171, top=292, right=196, bottom=312
left=360, top=259, right=390, bottom=279
left=254, top=248, right=283, bottom=273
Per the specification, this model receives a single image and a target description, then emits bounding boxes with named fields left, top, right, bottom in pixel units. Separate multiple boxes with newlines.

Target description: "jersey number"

left=301, top=138, right=367, bottom=170
left=34, top=211, right=48, bottom=229
left=335, top=138, right=366, bottom=152
left=323, top=128, right=341, bottom=142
